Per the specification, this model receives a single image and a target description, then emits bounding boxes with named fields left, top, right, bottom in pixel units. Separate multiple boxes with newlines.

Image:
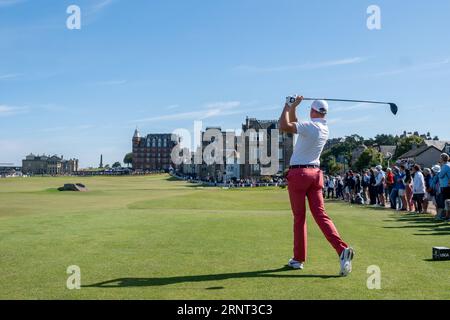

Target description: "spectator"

left=368, top=169, right=377, bottom=205
left=404, top=168, right=415, bottom=212
left=346, top=171, right=356, bottom=202
left=327, top=175, right=335, bottom=199
left=336, top=176, right=344, bottom=200
left=412, top=164, right=426, bottom=214
left=423, top=168, right=432, bottom=214
left=385, top=168, right=395, bottom=206
left=375, top=165, right=386, bottom=207
left=438, top=153, right=450, bottom=221
left=431, top=165, right=444, bottom=220
left=361, top=170, right=370, bottom=204
left=343, top=172, right=350, bottom=202
left=354, top=174, right=362, bottom=196
left=397, top=165, right=407, bottom=211
left=390, top=166, right=401, bottom=210
left=323, top=175, right=329, bottom=197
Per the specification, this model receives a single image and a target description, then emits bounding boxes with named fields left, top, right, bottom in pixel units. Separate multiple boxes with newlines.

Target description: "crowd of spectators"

left=323, top=153, right=450, bottom=221
left=173, top=173, right=287, bottom=188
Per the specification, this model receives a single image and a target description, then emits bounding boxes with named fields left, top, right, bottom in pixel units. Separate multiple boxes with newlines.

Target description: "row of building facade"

left=132, top=117, right=294, bottom=182
left=21, top=154, right=79, bottom=175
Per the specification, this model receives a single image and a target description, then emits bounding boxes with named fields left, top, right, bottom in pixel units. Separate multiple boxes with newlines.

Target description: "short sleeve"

left=295, top=121, right=310, bottom=136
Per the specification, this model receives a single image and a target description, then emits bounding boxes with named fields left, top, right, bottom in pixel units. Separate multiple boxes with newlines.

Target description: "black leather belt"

left=290, top=165, right=320, bottom=169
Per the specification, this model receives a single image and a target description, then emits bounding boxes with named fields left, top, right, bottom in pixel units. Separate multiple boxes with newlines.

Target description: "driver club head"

left=389, top=103, right=398, bottom=115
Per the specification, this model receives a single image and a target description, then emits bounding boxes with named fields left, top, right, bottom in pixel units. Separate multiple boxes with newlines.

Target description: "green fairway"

left=0, top=174, right=449, bottom=300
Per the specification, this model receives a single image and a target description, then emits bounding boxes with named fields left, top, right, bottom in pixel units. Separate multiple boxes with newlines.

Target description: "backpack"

left=355, top=193, right=364, bottom=205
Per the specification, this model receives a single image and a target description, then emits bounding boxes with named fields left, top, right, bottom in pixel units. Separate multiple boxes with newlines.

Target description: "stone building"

left=132, top=128, right=180, bottom=172
left=197, top=127, right=238, bottom=182
left=397, top=145, right=442, bottom=169
left=22, top=154, right=78, bottom=175
left=240, top=117, right=294, bottom=179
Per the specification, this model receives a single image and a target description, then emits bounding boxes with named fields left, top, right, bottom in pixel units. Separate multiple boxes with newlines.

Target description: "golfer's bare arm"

left=279, top=95, right=303, bottom=134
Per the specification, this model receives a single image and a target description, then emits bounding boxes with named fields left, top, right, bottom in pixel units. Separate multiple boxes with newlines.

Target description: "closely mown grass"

left=0, top=175, right=448, bottom=299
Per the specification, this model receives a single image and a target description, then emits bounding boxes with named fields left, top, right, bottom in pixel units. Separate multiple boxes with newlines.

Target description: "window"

left=152, top=139, right=156, bottom=147
left=158, top=139, right=161, bottom=147
left=163, top=139, right=167, bottom=147
left=279, top=148, right=283, bottom=160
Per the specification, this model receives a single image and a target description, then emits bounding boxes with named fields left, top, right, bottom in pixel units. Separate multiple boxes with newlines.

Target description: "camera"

left=286, top=95, right=297, bottom=107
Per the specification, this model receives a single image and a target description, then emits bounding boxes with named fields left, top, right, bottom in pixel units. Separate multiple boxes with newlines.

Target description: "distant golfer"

left=279, top=95, right=354, bottom=276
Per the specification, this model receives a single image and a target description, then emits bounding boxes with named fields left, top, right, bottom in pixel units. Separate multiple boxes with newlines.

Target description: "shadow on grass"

left=382, top=213, right=450, bottom=236
left=83, top=266, right=340, bottom=288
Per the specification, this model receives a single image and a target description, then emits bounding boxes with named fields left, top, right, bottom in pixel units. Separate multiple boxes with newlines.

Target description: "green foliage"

left=123, top=153, right=133, bottom=167
left=394, top=135, right=425, bottom=158
left=365, top=134, right=399, bottom=147
left=354, top=148, right=383, bottom=171
left=112, top=162, right=121, bottom=168
left=321, top=135, right=364, bottom=167
left=324, top=155, right=343, bottom=175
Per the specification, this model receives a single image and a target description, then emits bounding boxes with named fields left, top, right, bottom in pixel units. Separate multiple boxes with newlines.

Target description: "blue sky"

left=1, top=0, right=450, bottom=167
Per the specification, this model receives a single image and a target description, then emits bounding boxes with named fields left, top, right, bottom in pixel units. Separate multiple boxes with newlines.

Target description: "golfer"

left=279, top=95, right=354, bottom=276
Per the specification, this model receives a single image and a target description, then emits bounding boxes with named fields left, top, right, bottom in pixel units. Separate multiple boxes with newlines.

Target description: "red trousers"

left=287, top=168, right=348, bottom=262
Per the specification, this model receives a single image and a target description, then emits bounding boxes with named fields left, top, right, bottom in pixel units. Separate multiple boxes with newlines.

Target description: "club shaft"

left=302, top=98, right=390, bottom=105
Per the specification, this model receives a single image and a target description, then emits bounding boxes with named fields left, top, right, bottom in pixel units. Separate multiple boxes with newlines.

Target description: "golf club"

left=302, top=98, right=398, bottom=115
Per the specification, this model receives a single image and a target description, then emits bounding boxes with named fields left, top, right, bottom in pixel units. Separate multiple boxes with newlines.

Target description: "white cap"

left=376, top=165, right=383, bottom=171
left=311, top=100, right=329, bottom=114
left=432, top=165, right=441, bottom=173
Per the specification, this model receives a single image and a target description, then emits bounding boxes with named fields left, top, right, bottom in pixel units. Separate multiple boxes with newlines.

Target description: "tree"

left=324, top=155, right=343, bottom=175
left=354, top=148, right=383, bottom=171
left=373, top=134, right=398, bottom=146
left=394, top=135, right=425, bottom=159
left=123, top=153, right=133, bottom=167
left=112, top=162, right=121, bottom=168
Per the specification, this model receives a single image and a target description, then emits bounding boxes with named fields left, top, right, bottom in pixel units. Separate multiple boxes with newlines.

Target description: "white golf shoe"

left=339, top=247, right=355, bottom=277
left=287, top=258, right=304, bottom=270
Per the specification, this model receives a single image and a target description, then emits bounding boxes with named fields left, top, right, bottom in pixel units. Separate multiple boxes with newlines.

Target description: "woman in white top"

left=412, top=164, right=426, bottom=214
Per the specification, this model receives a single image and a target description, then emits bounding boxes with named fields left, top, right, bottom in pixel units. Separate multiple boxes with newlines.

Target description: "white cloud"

left=39, top=124, right=95, bottom=133
left=234, top=57, right=368, bottom=73
left=166, top=104, right=181, bottom=110
left=0, top=73, right=22, bottom=80
left=374, top=58, right=450, bottom=77
left=204, top=101, right=241, bottom=110
left=93, top=0, right=113, bottom=11
left=134, top=101, right=243, bottom=123
left=0, top=105, right=28, bottom=117
left=0, top=0, right=25, bottom=7
left=328, top=116, right=371, bottom=125
left=331, top=103, right=376, bottom=112
left=91, top=79, right=127, bottom=86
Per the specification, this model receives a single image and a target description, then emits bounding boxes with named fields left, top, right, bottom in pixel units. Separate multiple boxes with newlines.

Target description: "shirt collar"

left=311, top=118, right=327, bottom=124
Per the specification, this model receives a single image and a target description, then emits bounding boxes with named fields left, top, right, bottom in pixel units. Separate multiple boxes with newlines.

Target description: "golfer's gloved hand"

left=287, top=95, right=303, bottom=108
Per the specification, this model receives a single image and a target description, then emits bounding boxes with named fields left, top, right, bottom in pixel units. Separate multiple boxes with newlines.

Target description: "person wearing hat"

left=279, top=95, right=354, bottom=277
left=438, top=153, right=450, bottom=221
left=374, top=165, right=386, bottom=207
left=431, top=164, right=444, bottom=219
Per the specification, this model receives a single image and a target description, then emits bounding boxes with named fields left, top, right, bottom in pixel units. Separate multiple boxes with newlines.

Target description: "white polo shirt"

left=289, top=118, right=329, bottom=166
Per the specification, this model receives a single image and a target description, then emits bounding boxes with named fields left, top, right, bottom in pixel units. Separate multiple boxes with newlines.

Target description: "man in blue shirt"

left=438, top=153, right=450, bottom=220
